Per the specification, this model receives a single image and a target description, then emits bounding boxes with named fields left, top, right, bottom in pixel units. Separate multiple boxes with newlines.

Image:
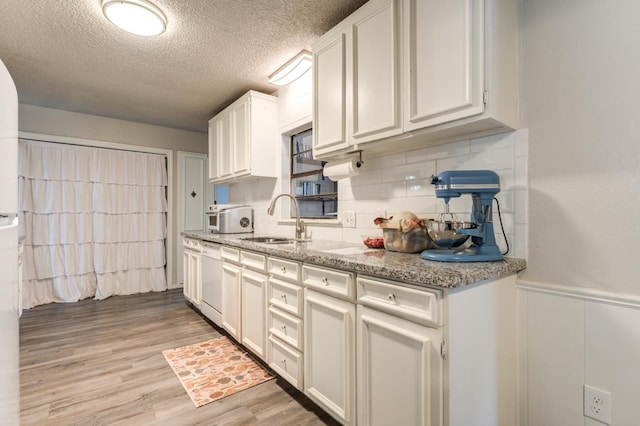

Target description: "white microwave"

left=206, top=204, right=253, bottom=234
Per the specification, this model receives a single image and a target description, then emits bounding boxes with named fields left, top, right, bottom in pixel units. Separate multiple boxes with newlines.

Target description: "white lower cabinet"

left=191, top=238, right=516, bottom=426
left=357, top=305, right=443, bottom=426
left=240, top=268, right=267, bottom=360
left=182, top=238, right=202, bottom=309
left=240, top=250, right=268, bottom=360
left=221, top=247, right=241, bottom=341
left=356, top=275, right=444, bottom=426
left=304, top=287, right=356, bottom=425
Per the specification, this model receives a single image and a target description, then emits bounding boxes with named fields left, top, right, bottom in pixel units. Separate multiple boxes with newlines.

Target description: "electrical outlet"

left=343, top=211, right=356, bottom=228
left=584, top=384, right=611, bottom=424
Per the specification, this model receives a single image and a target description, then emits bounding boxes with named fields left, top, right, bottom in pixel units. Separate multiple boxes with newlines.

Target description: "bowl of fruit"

left=362, top=235, right=385, bottom=249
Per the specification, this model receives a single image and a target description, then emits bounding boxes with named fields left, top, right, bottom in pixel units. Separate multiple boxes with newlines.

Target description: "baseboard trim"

left=517, top=279, right=640, bottom=309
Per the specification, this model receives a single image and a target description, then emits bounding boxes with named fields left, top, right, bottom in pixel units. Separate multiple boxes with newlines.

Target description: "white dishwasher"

left=200, top=242, right=222, bottom=327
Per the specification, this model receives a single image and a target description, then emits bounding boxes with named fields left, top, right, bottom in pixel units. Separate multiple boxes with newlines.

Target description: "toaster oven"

left=206, top=204, right=253, bottom=234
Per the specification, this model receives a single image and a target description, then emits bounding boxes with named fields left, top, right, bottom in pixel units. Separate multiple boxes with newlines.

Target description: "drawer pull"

left=281, top=294, right=287, bottom=300
left=281, top=324, right=287, bottom=331
left=321, top=277, right=329, bottom=285
left=281, top=359, right=286, bottom=365
left=281, top=266, right=287, bottom=273
left=387, top=293, right=396, bottom=302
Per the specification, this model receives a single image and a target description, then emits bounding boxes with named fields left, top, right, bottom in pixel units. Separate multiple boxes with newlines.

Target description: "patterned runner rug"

left=162, top=336, right=275, bottom=407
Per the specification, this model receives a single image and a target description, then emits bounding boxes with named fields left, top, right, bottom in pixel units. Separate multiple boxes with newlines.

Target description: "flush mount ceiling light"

left=101, top=0, right=167, bottom=36
left=268, top=51, right=312, bottom=86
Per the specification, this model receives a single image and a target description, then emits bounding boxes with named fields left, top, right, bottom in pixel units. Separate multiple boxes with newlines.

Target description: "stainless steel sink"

left=240, top=236, right=296, bottom=244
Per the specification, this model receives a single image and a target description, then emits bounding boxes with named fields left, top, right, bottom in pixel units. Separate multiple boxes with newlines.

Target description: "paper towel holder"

left=346, top=150, right=364, bottom=168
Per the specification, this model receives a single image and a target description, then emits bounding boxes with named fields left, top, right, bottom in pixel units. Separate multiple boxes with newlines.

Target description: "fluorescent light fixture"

left=102, top=0, right=167, bottom=36
left=268, top=51, right=312, bottom=86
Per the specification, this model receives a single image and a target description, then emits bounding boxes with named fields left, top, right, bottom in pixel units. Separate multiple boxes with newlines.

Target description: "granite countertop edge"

left=182, top=231, right=526, bottom=290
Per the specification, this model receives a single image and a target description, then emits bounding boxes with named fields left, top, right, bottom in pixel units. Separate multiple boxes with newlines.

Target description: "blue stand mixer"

left=421, top=170, right=504, bottom=262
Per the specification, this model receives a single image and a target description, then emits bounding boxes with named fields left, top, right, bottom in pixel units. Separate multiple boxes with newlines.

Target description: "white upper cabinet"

left=313, top=0, right=402, bottom=158
left=208, top=90, right=278, bottom=183
left=313, top=30, right=349, bottom=156
left=404, top=0, right=483, bottom=130
left=351, top=0, right=402, bottom=143
left=207, top=119, right=219, bottom=180
left=313, top=0, right=519, bottom=158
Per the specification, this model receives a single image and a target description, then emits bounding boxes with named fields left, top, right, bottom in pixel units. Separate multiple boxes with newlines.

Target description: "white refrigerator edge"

left=0, top=57, right=20, bottom=424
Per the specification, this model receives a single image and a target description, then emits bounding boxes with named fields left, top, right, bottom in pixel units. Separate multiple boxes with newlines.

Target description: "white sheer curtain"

left=19, top=140, right=168, bottom=308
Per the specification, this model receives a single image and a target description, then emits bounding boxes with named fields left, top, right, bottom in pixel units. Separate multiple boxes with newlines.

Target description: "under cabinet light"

left=102, top=0, right=167, bottom=36
left=268, top=51, right=312, bottom=86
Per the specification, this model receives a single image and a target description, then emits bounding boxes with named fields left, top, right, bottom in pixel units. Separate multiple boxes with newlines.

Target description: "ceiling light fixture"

left=268, top=51, right=312, bottom=86
left=101, top=0, right=167, bottom=36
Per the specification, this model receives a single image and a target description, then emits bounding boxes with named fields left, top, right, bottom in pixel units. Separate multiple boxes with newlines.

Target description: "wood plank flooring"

left=19, top=289, right=338, bottom=425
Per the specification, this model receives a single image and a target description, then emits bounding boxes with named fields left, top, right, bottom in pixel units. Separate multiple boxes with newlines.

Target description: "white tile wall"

left=229, top=128, right=529, bottom=258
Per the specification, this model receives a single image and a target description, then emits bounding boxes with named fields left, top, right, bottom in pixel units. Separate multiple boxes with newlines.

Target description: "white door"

left=313, top=29, right=350, bottom=156
left=357, top=305, right=443, bottom=426
left=231, top=97, right=250, bottom=176
left=218, top=110, right=233, bottom=179
left=208, top=118, right=220, bottom=181
left=241, top=269, right=267, bottom=360
left=304, top=288, right=356, bottom=425
left=221, top=262, right=242, bottom=341
left=351, top=0, right=403, bottom=143
left=177, top=152, right=207, bottom=285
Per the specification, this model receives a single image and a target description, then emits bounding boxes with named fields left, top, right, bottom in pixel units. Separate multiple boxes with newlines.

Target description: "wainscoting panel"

left=518, top=281, right=640, bottom=426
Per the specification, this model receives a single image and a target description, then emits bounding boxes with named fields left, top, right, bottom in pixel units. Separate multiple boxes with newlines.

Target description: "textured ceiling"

left=0, top=0, right=368, bottom=133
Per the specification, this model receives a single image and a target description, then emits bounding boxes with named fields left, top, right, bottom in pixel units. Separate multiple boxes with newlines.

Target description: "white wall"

left=18, top=104, right=208, bottom=287
left=519, top=1, right=640, bottom=424
left=521, top=0, right=640, bottom=294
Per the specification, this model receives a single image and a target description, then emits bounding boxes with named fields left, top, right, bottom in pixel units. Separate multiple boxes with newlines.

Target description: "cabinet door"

left=218, top=110, right=233, bottom=179
left=404, top=0, right=483, bottom=130
left=183, top=250, right=191, bottom=301
left=351, top=0, right=402, bottom=143
left=313, top=30, right=350, bottom=156
left=221, top=262, right=241, bottom=341
left=241, top=269, right=267, bottom=360
left=231, top=98, right=250, bottom=176
left=357, top=305, right=443, bottom=426
left=304, top=289, right=356, bottom=425
left=207, top=118, right=219, bottom=181
left=193, top=252, right=202, bottom=307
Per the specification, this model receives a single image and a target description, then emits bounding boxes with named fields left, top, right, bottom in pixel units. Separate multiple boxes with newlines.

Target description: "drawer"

left=268, top=335, right=303, bottom=390
left=268, top=305, right=303, bottom=351
left=357, top=276, right=442, bottom=327
left=302, top=265, right=355, bottom=300
left=220, top=246, right=240, bottom=264
left=241, top=250, right=267, bottom=272
left=268, top=277, right=303, bottom=318
left=268, top=257, right=300, bottom=283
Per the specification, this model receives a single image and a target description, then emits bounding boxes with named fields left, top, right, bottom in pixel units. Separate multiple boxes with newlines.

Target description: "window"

left=290, top=129, right=338, bottom=219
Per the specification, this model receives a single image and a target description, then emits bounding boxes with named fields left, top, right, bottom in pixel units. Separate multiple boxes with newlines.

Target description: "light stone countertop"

left=182, top=231, right=526, bottom=290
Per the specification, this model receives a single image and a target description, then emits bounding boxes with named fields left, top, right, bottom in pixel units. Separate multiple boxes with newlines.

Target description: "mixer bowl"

left=425, top=220, right=477, bottom=248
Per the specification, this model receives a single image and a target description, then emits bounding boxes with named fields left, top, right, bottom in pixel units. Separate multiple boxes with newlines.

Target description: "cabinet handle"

left=281, top=266, right=287, bottom=273
left=281, top=324, right=287, bottom=331
left=281, top=359, right=286, bottom=365
left=281, top=294, right=287, bottom=300
left=321, top=277, right=329, bottom=285
left=387, top=293, right=396, bottom=302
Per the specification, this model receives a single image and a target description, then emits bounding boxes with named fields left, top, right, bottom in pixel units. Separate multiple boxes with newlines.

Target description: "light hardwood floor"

left=19, top=289, right=338, bottom=425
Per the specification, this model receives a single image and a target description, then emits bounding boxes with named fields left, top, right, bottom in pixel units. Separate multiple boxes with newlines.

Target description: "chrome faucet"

left=267, top=193, right=305, bottom=240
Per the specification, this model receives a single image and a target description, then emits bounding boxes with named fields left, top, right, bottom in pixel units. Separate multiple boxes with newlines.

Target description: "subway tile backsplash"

left=229, top=128, right=529, bottom=259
